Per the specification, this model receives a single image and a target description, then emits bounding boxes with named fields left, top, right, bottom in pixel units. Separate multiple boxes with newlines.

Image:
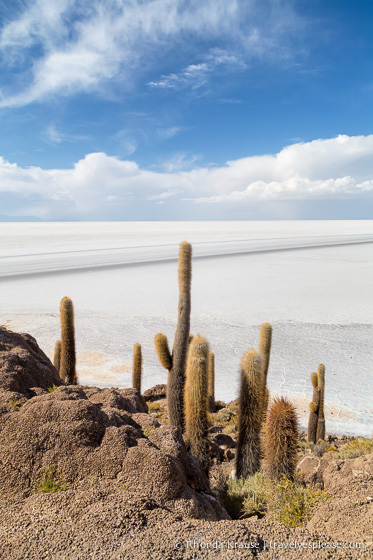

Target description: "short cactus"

left=264, top=396, right=299, bottom=481
left=155, top=241, right=192, bottom=432
left=184, top=334, right=209, bottom=472
left=236, top=349, right=265, bottom=478
left=207, top=351, right=215, bottom=413
left=132, top=343, right=142, bottom=394
left=316, top=364, right=326, bottom=441
left=307, top=371, right=320, bottom=443
left=59, top=297, right=77, bottom=385
left=53, top=340, right=61, bottom=375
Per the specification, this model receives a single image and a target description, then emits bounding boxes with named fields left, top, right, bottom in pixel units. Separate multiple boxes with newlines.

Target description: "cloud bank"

left=1, top=135, right=373, bottom=219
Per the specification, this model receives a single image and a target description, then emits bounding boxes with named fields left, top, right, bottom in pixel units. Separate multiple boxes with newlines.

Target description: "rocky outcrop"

left=0, top=328, right=63, bottom=408
left=0, top=328, right=228, bottom=522
left=143, top=384, right=167, bottom=402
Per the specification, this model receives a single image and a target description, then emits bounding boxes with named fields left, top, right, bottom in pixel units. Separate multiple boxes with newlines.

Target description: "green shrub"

left=266, top=475, right=327, bottom=528
left=34, top=468, right=67, bottom=493
left=148, top=402, right=161, bottom=413
left=9, top=400, right=23, bottom=408
left=222, top=472, right=327, bottom=527
left=332, top=438, right=373, bottom=460
left=47, top=384, right=58, bottom=393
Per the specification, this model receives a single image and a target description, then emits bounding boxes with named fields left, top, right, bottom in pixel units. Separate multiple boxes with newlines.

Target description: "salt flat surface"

left=0, top=221, right=372, bottom=436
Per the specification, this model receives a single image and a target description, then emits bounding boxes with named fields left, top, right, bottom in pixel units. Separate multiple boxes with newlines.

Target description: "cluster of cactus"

left=235, top=323, right=300, bottom=482
left=155, top=241, right=192, bottom=432
left=307, top=364, right=326, bottom=443
left=236, top=349, right=265, bottom=478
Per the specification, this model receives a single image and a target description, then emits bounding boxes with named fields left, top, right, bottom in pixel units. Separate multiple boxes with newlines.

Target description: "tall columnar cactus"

left=184, top=334, right=209, bottom=472
left=316, top=364, right=326, bottom=441
left=154, top=241, right=192, bottom=431
left=207, top=351, right=215, bottom=413
left=259, top=322, right=272, bottom=417
left=53, top=340, right=61, bottom=375
left=307, top=371, right=320, bottom=443
left=264, top=396, right=299, bottom=481
left=236, top=349, right=265, bottom=478
left=59, top=297, right=77, bottom=385
left=132, top=343, right=142, bottom=394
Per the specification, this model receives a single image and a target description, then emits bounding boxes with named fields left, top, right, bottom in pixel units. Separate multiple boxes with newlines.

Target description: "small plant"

left=332, top=438, right=373, bottom=460
left=312, top=440, right=329, bottom=457
left=266, top=475, right=328, bottom=528
left=222, top=472, right=328, bottom=527
left=9, top=399, right=23, bottom=408
left=47, top=384, right=58, bottom=393
left=148, top=402, right=161, bottom=413
left=34, top=468, right=67, bottom=493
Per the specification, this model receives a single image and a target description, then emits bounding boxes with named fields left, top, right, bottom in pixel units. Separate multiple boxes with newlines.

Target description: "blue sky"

left=1, top=0, right=373, bottom=220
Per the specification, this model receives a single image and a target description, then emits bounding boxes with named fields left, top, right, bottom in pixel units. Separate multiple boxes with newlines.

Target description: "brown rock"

left=143, top=383, right=167, bottom=402
left=0, top=327, right=63, bottom=400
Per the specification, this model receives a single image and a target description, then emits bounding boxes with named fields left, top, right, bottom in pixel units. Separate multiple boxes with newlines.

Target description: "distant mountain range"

left=0, top=216, right=44, bottom=222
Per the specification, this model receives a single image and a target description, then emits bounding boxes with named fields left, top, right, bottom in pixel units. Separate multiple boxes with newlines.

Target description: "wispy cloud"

left=45, top=124, right=90, bottom=144
left=0, top=0, right=306, bottom=107
left=147, top=48, right=245, bottom=90
left=0, top=0, right=241, bottom=107
left=1, top=135, right=373, bottom=219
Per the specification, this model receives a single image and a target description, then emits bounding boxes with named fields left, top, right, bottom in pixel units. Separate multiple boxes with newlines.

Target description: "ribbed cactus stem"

left=307, top=371, right=320, bottom=443
left=53, top=340, right=61, bottom=375
left=154, top=334, right=172, bottom=370
left=160, top=241, right=192, bottom=432
left=236, top=349, right=264, bottom=478
left=59, top=297, right=77, bottom=385
left=259, top=323, right=272, bottom=385
left=316, top=363, right=326, bottom=441
left=264, top=396, right=299, bottom=481
left=207, top=351, right=215, bottom=413
left=259, top=323, right=272, bottom=418
left=184, top=335, right=209, bottom=472
left=132, top=343, right=142, bottom=394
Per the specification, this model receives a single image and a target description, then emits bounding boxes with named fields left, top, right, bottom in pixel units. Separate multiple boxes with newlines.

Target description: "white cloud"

left=0, top=0, right=242, bottom=107
left=147, top=48, right=245, bottom=90
left=0, top=0, right=304, bottom=107
left=1, top=135, right=373, bottom=219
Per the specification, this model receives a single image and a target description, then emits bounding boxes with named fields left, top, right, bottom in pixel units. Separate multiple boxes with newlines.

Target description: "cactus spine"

left=236, top=349, right=265, bottom=478
left=307, top=371, right=320, bottom=443
left=132, top=343, right=142, bottom=394
left=155, top=241, right=192, bottom=431
left=264, top=396, right=299, bottom=481
left=53, top=340, right=61, bottom=375
left=59, top=297, right=77, bottom=385
left=316, top=364, right=326, bottom=441
left=207, top=351, right=215, bottom=413
left=259, top=322, right=272, bottom=417
left=184, top=334, right=209, bottom=472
